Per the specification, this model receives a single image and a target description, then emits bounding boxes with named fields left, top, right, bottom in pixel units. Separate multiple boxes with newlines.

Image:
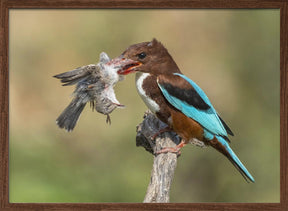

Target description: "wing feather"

left=157, top=73, right=229, bottom=138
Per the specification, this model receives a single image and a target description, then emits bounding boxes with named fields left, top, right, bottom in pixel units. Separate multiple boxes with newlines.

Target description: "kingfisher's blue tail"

left=213, top=136, right=255, bottom=183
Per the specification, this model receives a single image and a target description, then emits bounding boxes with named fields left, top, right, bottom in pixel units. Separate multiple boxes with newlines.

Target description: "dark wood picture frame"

left=1, top=0, right=287, bottom=210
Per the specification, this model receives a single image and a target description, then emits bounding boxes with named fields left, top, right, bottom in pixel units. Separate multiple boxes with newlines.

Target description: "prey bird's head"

left=115, top=38, right=180, bottom=76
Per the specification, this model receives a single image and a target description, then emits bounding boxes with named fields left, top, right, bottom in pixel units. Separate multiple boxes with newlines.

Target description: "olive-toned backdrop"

left=9, top=9, right=279, bottom=202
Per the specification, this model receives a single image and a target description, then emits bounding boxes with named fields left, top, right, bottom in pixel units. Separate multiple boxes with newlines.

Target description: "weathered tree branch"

left=136, top=111, right=181, bottom=203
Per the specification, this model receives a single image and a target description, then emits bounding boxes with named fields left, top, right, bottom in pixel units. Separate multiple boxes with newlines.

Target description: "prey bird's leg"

left=151, top=126, right=172, bottom=140
left=112, top=102, right=125, bottom=107
left=106, top=114, right=111, bottom=125
left=155, top=140, right=186, bottom=155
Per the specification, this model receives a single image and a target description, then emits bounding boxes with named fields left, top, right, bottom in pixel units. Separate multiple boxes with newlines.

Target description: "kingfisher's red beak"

left=108, top=57, right=142, bottom=75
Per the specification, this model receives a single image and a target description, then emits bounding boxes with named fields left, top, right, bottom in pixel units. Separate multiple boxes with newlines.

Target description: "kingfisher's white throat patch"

left=135, top=72, right=160, bottom=113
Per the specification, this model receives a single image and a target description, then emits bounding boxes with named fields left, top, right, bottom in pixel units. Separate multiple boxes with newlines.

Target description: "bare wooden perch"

left=136, top=111, right=181, bottom=203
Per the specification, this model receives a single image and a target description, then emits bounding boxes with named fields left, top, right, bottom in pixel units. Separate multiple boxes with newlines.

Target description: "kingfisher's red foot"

left=155, top=140, right=186, bottom=156
left=151, top=126, right=172, bottom=140
left=155, top=146, right=182, bottom=156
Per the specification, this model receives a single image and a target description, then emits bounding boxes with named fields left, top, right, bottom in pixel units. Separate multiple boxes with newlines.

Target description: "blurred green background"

left=9, top=9, right=280, bottom=203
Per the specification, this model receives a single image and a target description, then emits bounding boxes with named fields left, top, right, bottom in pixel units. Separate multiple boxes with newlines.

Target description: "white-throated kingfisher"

left=116, top=38, right=254, bottom=182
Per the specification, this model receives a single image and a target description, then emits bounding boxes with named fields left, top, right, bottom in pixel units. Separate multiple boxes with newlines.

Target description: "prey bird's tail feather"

left=210, top=136, right=255, bottom=183
left=56, top=97, right=86, bottom=131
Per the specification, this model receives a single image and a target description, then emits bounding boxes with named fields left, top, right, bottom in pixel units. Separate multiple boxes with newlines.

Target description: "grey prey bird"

left=54, top=52, right=135, bottom=131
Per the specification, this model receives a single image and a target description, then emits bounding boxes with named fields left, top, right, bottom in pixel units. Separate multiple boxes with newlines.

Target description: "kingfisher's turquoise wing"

left=157, top=73, right=228, bottom=139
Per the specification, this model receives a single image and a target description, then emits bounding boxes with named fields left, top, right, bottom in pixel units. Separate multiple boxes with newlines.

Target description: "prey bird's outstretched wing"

left=53, top=64, right=99, bottom=86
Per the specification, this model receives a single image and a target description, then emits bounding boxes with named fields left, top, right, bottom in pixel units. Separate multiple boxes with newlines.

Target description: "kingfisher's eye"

left=137, top=52, right=146, bottom=59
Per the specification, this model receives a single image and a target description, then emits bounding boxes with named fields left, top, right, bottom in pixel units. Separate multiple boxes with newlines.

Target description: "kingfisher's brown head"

left=115, top=38, right=181, bottom=76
